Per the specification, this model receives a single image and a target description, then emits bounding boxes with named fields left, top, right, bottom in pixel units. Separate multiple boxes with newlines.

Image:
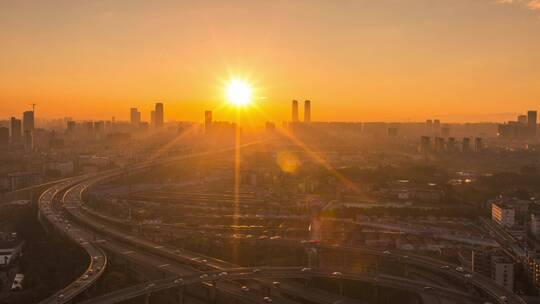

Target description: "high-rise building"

left=10, top=117, right=22, bottom=144
left=447, top=137, right=456, bottom=152
left=528, top=110, right=537, bottom=138
left=518, top=115, right=527, bottom=124
left=205, top=110, right=213, bottom=134
left=23, top=111, right=35, bottom=132
left=150, top=111, right=156, bottom=128
left=130, top=108, right=141, bottom=126
left=462, top=137, right=471, bottom=153
left=434, top=137, right=445, bottom=153
left=433, top=119, right=441, bottom=133
left=66, top=121, right=76, bottom=133
left=420, top=136, right=431, bottom=153
left=474, top=137, right=483, bottom=153
left=24, top=130, right=33, bottom=153
left=155, top=103, right=164, bottom=128
left=304, top=100, right=311, bottom=123
left=0, top=127, right=9, bottom=149
left=425, top=119, right=433, bottom=134
left=292, top=100, right=299, bottom=122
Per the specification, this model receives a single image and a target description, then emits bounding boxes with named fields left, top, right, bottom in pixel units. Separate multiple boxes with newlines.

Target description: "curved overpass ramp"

left=77, top=267, right=481, bottom=304
left=37, top=179, right=108, bottom=304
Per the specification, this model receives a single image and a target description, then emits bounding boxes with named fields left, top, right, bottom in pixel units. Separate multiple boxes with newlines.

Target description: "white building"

left=492, top=202, right=515, bottom=227
left=492, top=256, right=514, bottom=291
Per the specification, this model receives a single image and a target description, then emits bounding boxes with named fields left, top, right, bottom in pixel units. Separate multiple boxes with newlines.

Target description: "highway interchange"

left=33, top=149, right=527, bottom=304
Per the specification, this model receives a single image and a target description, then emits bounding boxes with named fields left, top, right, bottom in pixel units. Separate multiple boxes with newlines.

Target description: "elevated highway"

left=33, top=142, right=526, bottom=304
left=78, top=267, right=481, bottom=304
left=37, top=178, right=108, bottom=304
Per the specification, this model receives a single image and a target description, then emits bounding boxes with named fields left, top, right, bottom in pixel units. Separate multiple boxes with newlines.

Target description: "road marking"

left=158, top=264, right=170, bottom=268
left=123, top=250, right=134, bottom=255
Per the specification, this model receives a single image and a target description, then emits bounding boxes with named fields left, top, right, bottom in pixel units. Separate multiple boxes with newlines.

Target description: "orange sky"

left=1, top=1, right=540, bottom=123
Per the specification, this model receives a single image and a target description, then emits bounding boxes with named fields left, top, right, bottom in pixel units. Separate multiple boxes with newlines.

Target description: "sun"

left=226, top=79, right=252, bottom=107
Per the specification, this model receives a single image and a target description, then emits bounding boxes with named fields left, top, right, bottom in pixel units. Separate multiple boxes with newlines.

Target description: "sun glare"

left=226, top=79, right=252, bottom=107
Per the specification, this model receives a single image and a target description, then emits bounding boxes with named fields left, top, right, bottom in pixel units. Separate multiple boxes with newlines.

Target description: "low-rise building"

left=491, top=255, right=514, bottom=291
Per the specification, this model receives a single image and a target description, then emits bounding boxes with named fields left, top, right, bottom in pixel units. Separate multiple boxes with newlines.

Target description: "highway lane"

left=31, top=142, right=266, bottom=303
left=37, top=178, right=108, bottom=304
left=75, top=192, right=525, bottom=304
left=77, top=267, right=481, bottom=304
left=35, top=141, right=525, bottom=304
left=67, top=179, right=363, bottom=304
left=63, top=181, right=302, bottom=304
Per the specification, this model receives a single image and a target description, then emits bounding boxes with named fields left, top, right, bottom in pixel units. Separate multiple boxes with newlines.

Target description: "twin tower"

left=292, top=100, right=311, bottom=123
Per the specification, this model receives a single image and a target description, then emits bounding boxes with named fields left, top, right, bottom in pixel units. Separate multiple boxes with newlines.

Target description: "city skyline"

left=2, top=1, right=540, bottom=122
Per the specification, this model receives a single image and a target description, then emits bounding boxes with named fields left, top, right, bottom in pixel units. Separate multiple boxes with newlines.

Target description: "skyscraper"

left=474, top=137, right=483, bottom=153
left=67, top=121, right=76, bottom=133
left=205, top=110, right=213, bottom=134
left=462, top=137, right=471, bottom=153
left=528, top=110, right=537, bottom=138
left=23, top=111, right=34, bottom=132
left=0, top=127, right=9, bottom=149
left=292, top=100, right=299, bottom=123
left=10, top=117, right=22, bottom=144
left=130, top=108, right=141, bottom=126
left=24, top=130, right=33, bottom=153
left=155, top=102, right=164, bottom=128
left=304, top=100, right=311, bottom=123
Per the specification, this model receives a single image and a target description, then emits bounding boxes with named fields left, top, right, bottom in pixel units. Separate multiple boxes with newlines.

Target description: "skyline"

left=1, top=0, right=540, bottom=123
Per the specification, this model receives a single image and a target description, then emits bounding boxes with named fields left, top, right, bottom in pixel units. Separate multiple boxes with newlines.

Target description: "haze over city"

left=2, top=0, right=540, bottom=122
left=3, top=2, right=540, bottom=304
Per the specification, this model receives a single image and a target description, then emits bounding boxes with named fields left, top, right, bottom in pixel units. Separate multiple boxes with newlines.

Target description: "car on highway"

left=455, top=267, right=465, bottom=272
left=332, top=272, right=342, bottom=276
left=253, top=268, right=261, bottom=273
left=81, top=275, right=89, bottom=280
left=301, top=267, right=312, bottom=272
left=272, top=281, right=281, bottom=287
left=174, top=278, right=183, bottom=284
left=241, top=286, right=250, bottom=292
left=263, top=296, right=273, bottom=303
left=464, top=274, right=472, bottom=278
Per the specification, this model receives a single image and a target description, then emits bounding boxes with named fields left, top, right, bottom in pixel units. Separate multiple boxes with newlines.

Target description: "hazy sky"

left=1, top=0, right=540, bottom=123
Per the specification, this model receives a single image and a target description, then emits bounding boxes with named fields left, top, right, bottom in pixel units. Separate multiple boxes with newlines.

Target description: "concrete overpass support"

left=144, top=292, right=152, bottom=304
left=206, top=282, right=216, bottom=304
left=176, top=286, right=185, bottom=304
left=338, top=279, right=344, bottom=296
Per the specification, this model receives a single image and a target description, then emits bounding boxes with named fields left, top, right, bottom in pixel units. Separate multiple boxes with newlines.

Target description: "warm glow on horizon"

left=226, top=79, right=252, bottom=107
left=1, top=1, right=540, bottom=122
